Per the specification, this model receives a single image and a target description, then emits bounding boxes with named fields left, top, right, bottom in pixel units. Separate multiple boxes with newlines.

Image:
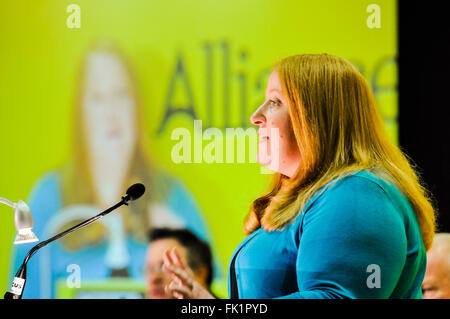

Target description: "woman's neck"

left=90, top=157, right=130, bottom=207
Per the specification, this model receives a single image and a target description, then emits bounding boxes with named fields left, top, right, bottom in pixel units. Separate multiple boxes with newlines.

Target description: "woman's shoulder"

left=28, top=171, right=61, bottom=201
left=299, top=170, right=411, bottom=246
left=27, top=171, right=62, bottom=219
left=304, top=169, right=411, bottom=222
left=320, top=169, right=402, bottom=202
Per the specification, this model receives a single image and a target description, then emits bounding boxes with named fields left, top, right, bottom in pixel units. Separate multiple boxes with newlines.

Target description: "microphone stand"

left=4, top=195, right=131, bottom=299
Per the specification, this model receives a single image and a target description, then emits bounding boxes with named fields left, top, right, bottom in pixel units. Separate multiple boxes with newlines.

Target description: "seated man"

left=422, top=233, right=450, bottom=299
left=144, top=228, right=213, bottom=299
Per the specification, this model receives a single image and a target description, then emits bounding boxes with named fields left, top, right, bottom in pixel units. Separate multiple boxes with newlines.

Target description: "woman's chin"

left=257, top=160, right=280, bottom=175
left=257, top=151, right=271, bottom=166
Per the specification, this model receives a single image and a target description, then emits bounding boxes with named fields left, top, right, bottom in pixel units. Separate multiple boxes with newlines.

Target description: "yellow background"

left=0, top=0, right=397, bottom=296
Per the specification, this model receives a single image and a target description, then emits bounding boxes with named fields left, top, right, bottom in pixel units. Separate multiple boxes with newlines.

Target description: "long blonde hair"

left=244, top=54, right=436, bottom=251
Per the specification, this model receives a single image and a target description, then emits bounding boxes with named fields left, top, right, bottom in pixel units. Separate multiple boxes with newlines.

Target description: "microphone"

left=4, top=183, right=146, bottom=299
left=122, top=183, right=145, bottom=202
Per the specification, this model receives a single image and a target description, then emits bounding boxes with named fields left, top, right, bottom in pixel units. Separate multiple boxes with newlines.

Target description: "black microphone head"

left=126, top=183, right=146, bottom=201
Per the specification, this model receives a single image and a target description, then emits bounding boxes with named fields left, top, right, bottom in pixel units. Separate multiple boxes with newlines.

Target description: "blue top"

left=228, top=170, right=426, bottom=299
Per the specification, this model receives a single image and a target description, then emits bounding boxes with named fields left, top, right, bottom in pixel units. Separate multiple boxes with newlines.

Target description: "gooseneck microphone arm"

left=0, top=197, right=16, bottom=209
left=4, top=183, right=146, bottom=299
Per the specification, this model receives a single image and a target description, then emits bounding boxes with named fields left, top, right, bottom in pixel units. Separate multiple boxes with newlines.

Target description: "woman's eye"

left=269, top=99, right=281, bottom=107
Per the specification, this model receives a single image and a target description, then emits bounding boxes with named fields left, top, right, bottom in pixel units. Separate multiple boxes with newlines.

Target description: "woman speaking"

left=162, top=54, right=436, bottom=299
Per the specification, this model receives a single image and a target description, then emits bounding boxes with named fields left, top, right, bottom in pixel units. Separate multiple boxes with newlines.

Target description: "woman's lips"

left=106, top=129, right=121, bottom=140
left=257, top=135, right=271, bottom=165
left=259, top=136, right=269, bottom=147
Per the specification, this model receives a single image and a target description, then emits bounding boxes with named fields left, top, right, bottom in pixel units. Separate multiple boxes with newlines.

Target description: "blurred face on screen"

left=144, top=238, right=190, bottom=299
left=82, top=52, right=137, bottom=175
left=250, top=71, right=301, bottom=177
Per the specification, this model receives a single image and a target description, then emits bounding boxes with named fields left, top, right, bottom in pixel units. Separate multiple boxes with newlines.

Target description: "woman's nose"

left=250, top=105, right=266, bottom=126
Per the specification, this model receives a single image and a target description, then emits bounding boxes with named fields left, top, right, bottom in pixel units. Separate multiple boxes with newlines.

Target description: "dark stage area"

left=399, top=0, right=450, bottom=232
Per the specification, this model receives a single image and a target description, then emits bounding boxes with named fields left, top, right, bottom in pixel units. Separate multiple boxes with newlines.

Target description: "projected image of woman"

left=9, top=42, right=213, bottom=298
left=162, top=54, right=436, bottom=299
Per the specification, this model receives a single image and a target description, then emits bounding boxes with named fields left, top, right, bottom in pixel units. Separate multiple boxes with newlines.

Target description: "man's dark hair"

left=148, top=228, right=214, bottom=288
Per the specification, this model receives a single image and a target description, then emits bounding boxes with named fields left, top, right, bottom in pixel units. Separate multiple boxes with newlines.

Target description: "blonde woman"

left=162, top=54, right=436, bottom=299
